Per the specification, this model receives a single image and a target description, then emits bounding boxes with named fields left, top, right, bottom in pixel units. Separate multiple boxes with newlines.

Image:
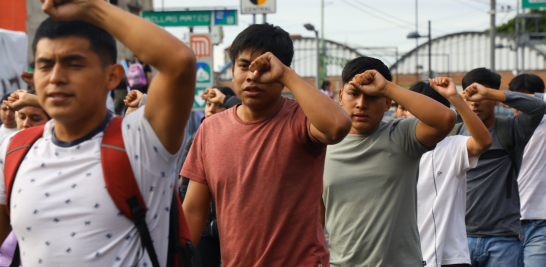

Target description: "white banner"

left=0, top=29, right=28, bottom=98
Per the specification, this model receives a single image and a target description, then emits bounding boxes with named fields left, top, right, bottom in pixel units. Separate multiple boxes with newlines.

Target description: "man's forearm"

left=503, top=91, right=545, bottom=115
left=281, top=69, right=351, bottom=142
left=449, top=94, right=491, bottom=155
left=385, top=82, right=454, bottom=130
left=85, top=1, right=193, bottom=73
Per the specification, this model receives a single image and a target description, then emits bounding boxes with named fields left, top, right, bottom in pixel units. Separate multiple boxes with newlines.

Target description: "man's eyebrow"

left=60, top=54, right=87, bottom=62
left=36, top=57, right=53, bottom=64
left=236, top=59, right=251, bottom=64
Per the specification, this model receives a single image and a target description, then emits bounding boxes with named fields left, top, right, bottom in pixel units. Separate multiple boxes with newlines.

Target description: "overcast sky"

left=152, top=0, right=519, bottom=71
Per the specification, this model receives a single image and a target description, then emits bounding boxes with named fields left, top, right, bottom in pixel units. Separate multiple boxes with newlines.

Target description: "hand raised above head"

left=124, top=90, right=144, bottom=108
left=4, top=90, right=34, bottom=110
left=206, top=89, right=225, bottom=105
left=463, top=82, right=491, bottom=102
left=348, top=70, right=389, bottom=97
left=41, top=0, right=96, bottom=22
left=248, top=52, right=289, bottom=85
left=201, top=88, right=211, bottom=100
left=429, top=77, right=459, bottom=99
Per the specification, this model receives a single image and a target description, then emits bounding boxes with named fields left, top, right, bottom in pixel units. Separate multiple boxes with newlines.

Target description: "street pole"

left=415, top=0, right=419, bottom=82
left=395, top=48, right=399, bottom=85
left=263, top=13, right=266, bottom=23
left=490, top=0, right=496, bottom=71
left=321, top=0, right=325, bottom=84
left=315, top=31, right=320, bottom=89
left=253, top=14, right=256, bottom=24
left=515, top=0, right=519, bottom=75
left=522, top=9, right=526, bottom=73
left=428, top=20, right=432, bottom=79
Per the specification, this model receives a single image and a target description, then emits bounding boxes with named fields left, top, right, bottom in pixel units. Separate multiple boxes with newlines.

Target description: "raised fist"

left=463, top=83, right=491, bottom=102
left=41, top=0, right=96, bottom=22
left=248, top=52, right=288, bottom=85
left=429, top=77, right=459, bottom=99
left=349, top=70, right=389, bottom=97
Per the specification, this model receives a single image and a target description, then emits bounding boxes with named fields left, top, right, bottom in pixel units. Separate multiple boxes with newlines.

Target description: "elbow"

left=479, top=136, right=493, bottom=153
left=440, top=109, right=457, bottom=134
left=325, top=116, right=352, bottom=144
left=172, top=49, right=197, bottom=76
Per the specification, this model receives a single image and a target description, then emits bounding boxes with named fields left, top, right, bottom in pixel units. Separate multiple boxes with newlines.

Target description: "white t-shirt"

left=0, top=108, right=180, bottom=267
left=0, top=124, right=17, bottom=144
left=519, top=110, right=546, bottom=220
left=417, top=136, right=479, bottom=267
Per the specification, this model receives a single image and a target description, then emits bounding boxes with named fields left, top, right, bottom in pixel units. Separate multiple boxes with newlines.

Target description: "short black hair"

left=409, top=81, right=450, bottom=108
left=229, top=24, right=293, bottom=67
left=215, top=86, right=236, bottom=97
left=462, top=68, right=501, bottom=90
left=342, top=56, right=392, bottom=85
left=508, top=74, right=545, bottom=94
left=321, top=80, right=331, bottom=88
left=33, top=18, right=117, bottom=66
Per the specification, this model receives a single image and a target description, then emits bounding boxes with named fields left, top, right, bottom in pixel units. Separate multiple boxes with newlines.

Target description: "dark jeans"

left=197, top=236, right=221, bottom=267
left=443, top=264, right=471, bottom=267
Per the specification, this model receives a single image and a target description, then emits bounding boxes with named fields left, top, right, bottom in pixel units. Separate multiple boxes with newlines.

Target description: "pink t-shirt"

left=181, top=97, right=329, bottom=267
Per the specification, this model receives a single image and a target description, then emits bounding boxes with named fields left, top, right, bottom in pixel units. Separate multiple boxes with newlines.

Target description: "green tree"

left=491, top=9, right=546, bottom=34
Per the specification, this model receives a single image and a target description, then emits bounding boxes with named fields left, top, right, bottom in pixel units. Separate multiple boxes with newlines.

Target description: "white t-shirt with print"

left=417, top=136, right=479, bottom=267
left=0, top=124, right=17, bottom=144
left=519, top=100, right=546, bottom=220
left=0, top=108, right=179, bottom=267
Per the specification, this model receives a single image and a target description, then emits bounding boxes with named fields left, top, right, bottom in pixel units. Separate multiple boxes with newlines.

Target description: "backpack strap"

left=101, top=116, right=159, bottom=267
left=4, top=126, right=46, bottom=215
left=449, top=122, right=464, bottom=136
left=496, top=117, right=518, bottom=199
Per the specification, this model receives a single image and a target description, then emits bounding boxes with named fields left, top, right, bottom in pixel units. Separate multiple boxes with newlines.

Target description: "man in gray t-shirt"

left=322, top=56, right=456, bottom=267
left=458, top=68, right=546, bottom=267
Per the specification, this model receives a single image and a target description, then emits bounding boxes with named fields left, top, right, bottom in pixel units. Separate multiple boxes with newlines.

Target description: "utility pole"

left=320, top=0, right=325, bottom=86
left=428, top=20, right=432, bottom=79
left=490, top=0, right=496, bottom=71
left=515, top=0, right=519, bottom=75
left=522, top=9, right=526, bottom=73
left=415, top=0, right=419, bottom=82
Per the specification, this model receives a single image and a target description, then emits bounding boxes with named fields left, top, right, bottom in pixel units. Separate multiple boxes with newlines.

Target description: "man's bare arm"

left=350, top=70, right=456, bottom=148
left=42, top=0, right=196, bottom=154
left=249, top=53, right=352, bottom=144
left=182, top=181, right=211, bottom=245
left=430, top=78, right=492, bottom=158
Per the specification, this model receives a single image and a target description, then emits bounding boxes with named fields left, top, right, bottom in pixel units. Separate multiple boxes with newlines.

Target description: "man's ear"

left=338, top=88, right=343, bottom=106
left=105, top=64, right=125, bottom=92
left=385, top=98, right=392, bottom=112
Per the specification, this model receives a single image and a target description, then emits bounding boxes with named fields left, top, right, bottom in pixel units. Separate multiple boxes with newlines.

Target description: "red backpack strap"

left=4, top=126, right=45, bottom=215
left=101, top=116, right=160, bottom=267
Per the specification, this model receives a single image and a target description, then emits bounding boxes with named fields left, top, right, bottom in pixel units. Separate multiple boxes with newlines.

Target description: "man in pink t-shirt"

left=181, top=24, right=352, bottom=267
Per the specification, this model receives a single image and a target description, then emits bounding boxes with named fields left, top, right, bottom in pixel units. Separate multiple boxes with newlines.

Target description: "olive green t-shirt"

left=323, top=118, right=430, bottom=267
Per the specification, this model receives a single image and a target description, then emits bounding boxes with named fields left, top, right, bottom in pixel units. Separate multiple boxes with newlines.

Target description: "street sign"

left=241, top=0, right=276, bottom=14
left=522, top=0, right=546, bottom=8
left=142, top=10, right=238, bottom=27
left=213, top=10, right=237, bottom=26
left=191, top=34, right=214, bottom=110
left=142, top=11, right=211, bottom=27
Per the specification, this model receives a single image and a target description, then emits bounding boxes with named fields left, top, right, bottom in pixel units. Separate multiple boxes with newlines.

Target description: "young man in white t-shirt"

left=0, top=95, right=17, bottom=144
left=507, top=74, right=546, bottom=267
left=407, top=78, right=492, bottom=267
left=0, top=0, right=196, bottom=266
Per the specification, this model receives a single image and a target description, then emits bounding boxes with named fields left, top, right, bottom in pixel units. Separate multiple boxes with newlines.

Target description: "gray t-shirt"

left=462, top=91, right=546, bottom=237
left=323, top=117, right=430, bottom=267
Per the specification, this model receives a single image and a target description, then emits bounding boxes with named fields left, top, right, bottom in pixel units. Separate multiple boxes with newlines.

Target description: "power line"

left=451, top=0, right=489, bottom=12
left=339, top=0, right=415, bottom=31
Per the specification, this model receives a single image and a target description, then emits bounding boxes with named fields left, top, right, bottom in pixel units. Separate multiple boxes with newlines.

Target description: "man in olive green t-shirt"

left=322, top=57, right=456, bottom=267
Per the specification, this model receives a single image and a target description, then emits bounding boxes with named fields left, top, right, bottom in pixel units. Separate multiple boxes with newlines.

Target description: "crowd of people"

left=0, top=1, right=544, bottom=267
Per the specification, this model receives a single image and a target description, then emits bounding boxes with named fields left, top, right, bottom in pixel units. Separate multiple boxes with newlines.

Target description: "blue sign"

left=213, top=10, right=237, bottom=26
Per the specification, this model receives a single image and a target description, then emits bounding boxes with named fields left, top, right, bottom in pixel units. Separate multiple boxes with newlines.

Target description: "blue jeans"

left=467, top=236, right=520, bottom=267
left=519, top=220, right=546, bottom=267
